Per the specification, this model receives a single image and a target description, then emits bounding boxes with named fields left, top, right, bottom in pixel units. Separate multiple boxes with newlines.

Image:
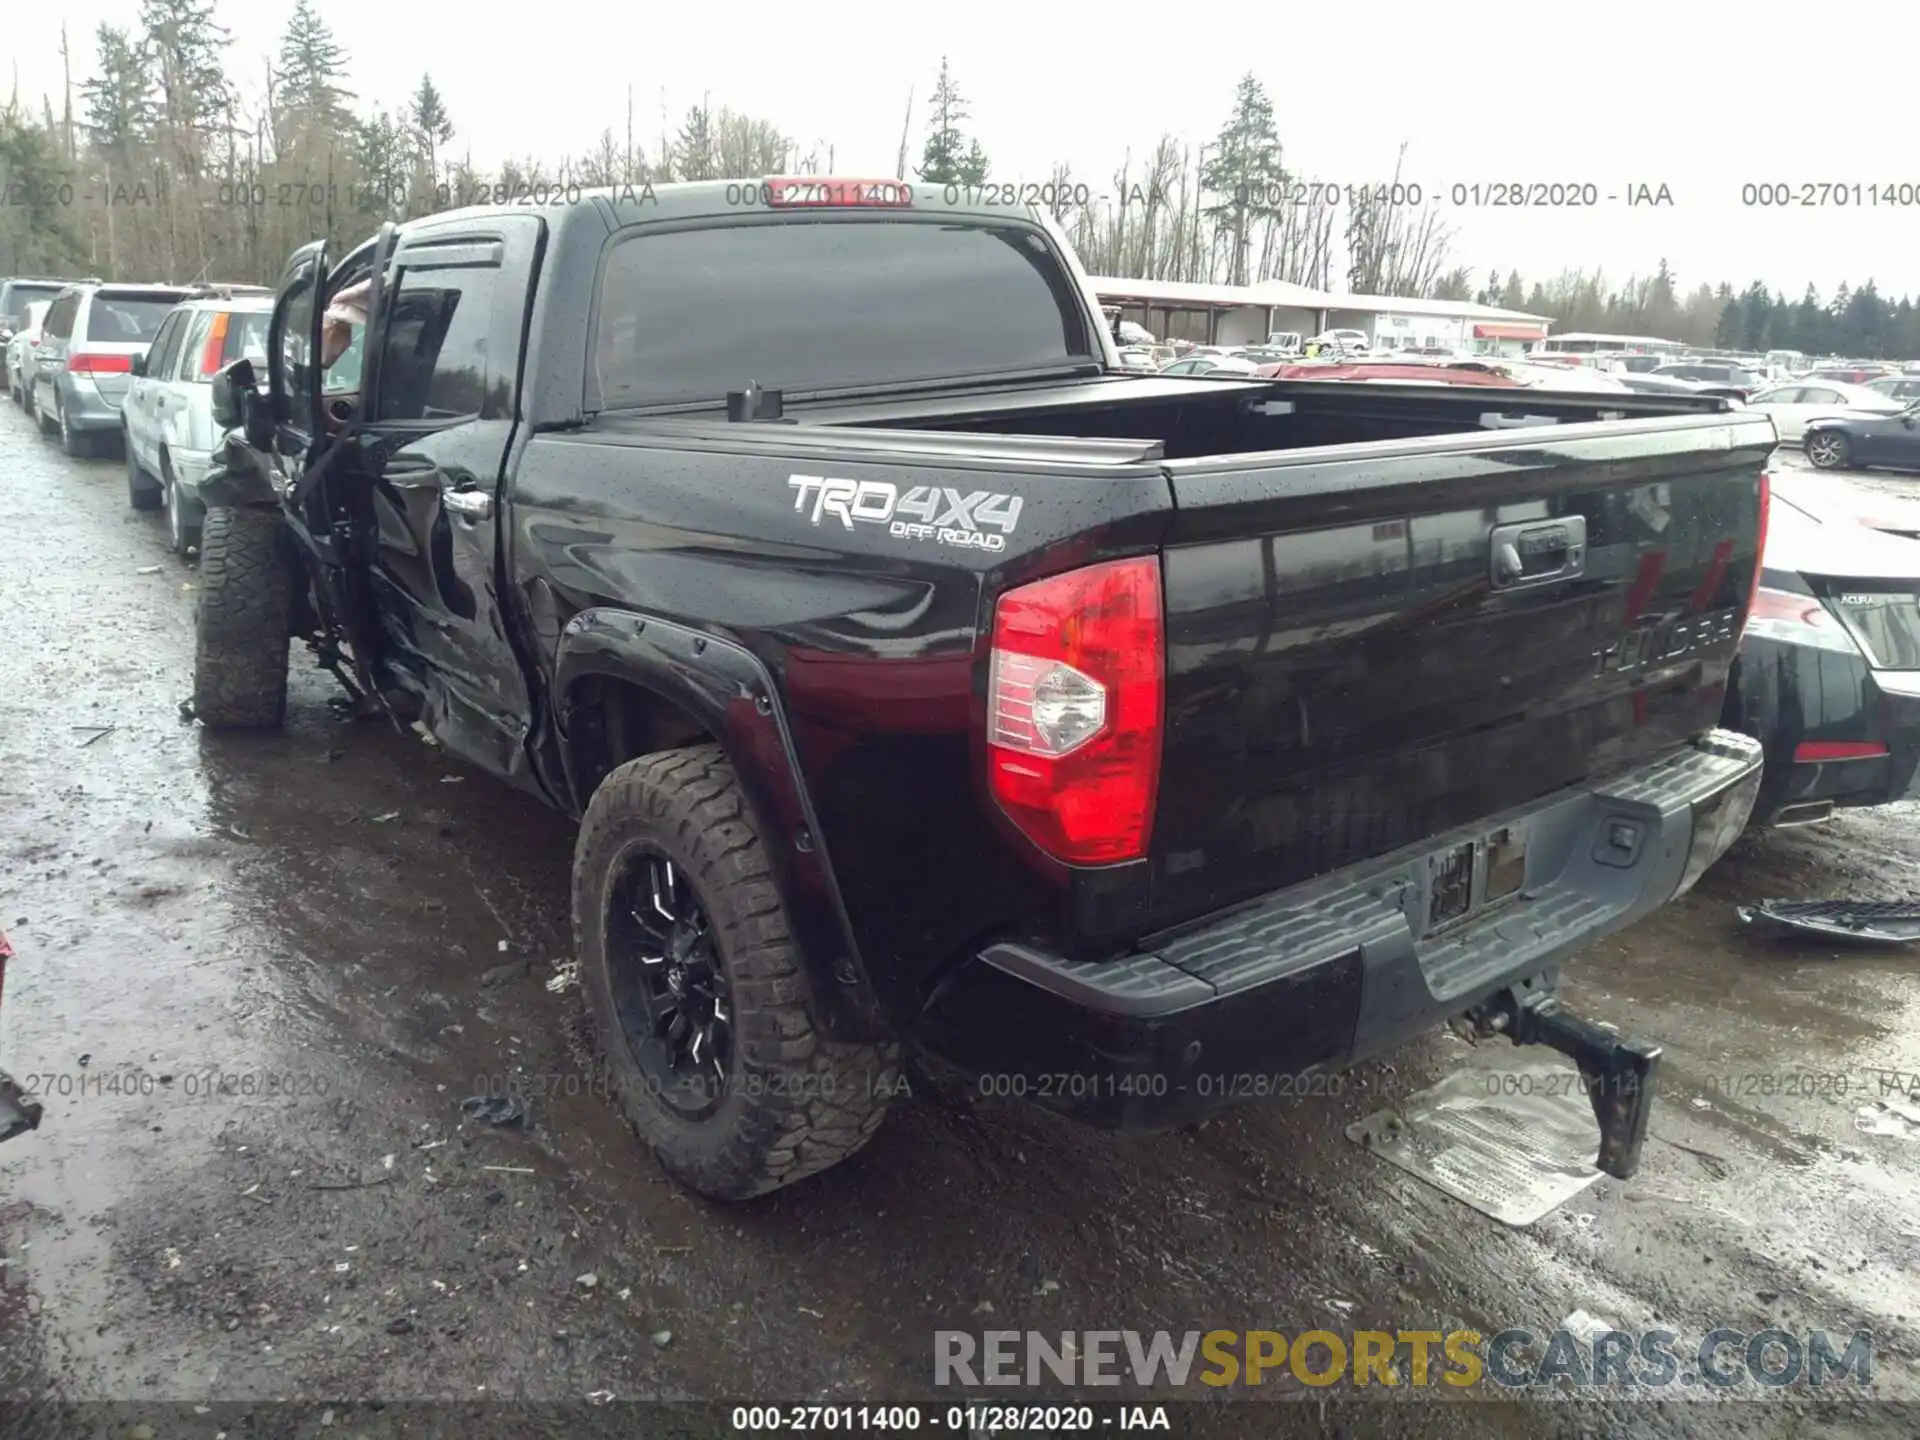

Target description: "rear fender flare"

left=552, top=608, right=889, bottom=1042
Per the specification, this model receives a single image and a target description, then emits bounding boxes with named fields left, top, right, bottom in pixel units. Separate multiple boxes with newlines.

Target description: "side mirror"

left=210, top=357, right=254, bottom=430
left=130, top=352, right=147, bottom=377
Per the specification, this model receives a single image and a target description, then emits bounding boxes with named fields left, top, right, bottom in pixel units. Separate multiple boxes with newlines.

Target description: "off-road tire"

left=574, top=745, right=899, bottom=1200
left=192, top=505, right=294, bottom=729
left=126, top=431, right=162, bottom=511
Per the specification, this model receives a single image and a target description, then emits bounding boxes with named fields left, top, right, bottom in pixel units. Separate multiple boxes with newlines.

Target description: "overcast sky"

left=6, top=1, right=1914, bottom=299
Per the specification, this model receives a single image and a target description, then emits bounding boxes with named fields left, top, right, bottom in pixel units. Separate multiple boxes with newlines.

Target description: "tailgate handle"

left=1490, top=516, right=1587, bottom=591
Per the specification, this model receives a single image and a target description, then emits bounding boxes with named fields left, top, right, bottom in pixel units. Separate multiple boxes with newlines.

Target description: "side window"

left=44, top=295, right=78, bottom=339
left=1801, top=387, right=1840, bottom=405
left=177, top=310, right=218, bottom=380
left=372, top=263, right=507, bottom=422
left=277, top=269, right=318, bottom=422
left=148, top=313, right=187, bottom=380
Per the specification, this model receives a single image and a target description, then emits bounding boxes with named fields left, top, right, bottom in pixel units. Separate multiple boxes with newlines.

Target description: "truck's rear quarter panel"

left=511, top=427, right=1172, bottom=1019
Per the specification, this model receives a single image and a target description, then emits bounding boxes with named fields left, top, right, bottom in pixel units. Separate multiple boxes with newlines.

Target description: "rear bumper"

left=918, top=730, right=1763, bottom=1131
left=1729, top=639, right=1920, bottom=825
left=57, top=373, right=126, bottom=430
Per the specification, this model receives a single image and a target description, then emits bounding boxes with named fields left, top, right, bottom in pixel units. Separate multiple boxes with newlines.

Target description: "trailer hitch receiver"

left=1467, top=986, right=1661, bottom=1180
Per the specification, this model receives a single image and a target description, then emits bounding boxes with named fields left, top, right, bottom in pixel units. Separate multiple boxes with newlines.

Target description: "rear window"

left=591, top=217, right=1095, bottom=410
left=1, top=282, right=65, bottom=328
left=85, top=293, right=186, bottom=344
left=1829, top=591, right=1920, bottom=669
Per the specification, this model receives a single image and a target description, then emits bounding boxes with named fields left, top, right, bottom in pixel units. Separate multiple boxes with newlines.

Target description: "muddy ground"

left=2, top=402, right=1919, bottom=1439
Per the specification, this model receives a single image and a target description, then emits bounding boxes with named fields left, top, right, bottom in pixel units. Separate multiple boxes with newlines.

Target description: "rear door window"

left=86, top=293, right=185, bottom=344
left=147, top=312, right=189, bottom=380
left=43, top=293, right=78, bottom=340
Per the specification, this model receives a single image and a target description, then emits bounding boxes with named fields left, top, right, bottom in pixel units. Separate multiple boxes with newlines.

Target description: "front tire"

left=33, top=385, right=55, bottom=436
left=162, top=455, right=201, bottom=555
left=574, top=745, right=899, bottom=1201
left=1806, top=431, right=1851, bottom=470
left=192, top=505, right=294, bottom=729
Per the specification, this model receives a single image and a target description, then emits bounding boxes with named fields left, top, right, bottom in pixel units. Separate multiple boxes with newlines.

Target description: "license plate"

left=1425, top=825, right=1529, bottom=935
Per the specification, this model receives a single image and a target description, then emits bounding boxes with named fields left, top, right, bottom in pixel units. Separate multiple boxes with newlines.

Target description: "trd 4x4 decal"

left=788, top=475, right=1024, bottom=552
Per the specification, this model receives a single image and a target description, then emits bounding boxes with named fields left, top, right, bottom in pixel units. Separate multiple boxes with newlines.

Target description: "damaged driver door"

left=263, top=239, right=328, bottom=486
left=352, top=214, right=543, bottom=789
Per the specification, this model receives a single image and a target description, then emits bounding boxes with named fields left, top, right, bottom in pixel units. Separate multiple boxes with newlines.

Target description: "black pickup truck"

left=174, top=178, right=1771, bottom=1198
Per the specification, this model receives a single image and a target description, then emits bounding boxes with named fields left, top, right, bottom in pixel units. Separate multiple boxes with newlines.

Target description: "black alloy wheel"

left=606, top=848, right=733, bottom=1118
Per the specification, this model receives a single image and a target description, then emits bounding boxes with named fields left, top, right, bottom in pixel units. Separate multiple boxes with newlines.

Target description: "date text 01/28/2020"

left=939, top=180, right=1673, bottom=208
left=728, top=1405, right=1170, bottom=1432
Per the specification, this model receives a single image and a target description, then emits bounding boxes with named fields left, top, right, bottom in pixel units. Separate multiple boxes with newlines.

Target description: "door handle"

left=444, top=488, right=494, bottom=521
left=383, top=456, right=441, bottom=488
left=1489, top=516, right=1588, bottom=590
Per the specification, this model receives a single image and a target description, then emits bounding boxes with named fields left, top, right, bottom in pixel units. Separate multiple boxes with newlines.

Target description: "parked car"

left=1803, top=401, right=1920, bottom=471
left=5, top=299, right=52, bottom=407
left=1310, top=328, right=1371, bottom=353
left=1744, top=381, right=1903, bottom=442
left=1806, top=366, right=1892, bottom=385
left=1724, top=472, right=1920, bottom=827
left=1865, top=375, right=1920, bottom=403
left=0, top=276, right=72, bottom=351
left=123, top=290, right=272, bottom=554
left=1158, top=355, right=1257, bottom=376
left=1258, top=360, right=1523, bottom=387
left=30, top=282, right=196, bottom=456
left=1446, top=360, right=1634, bottom=393
left=1649, top=362, right=1765, bottom=397
left=188, top=184, right=1766, bottom=1200
left=1610, top=372, right=1747, bottom=403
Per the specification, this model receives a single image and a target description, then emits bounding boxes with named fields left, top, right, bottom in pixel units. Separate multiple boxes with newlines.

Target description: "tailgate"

left=1150, top=412, right=1773, bottom=927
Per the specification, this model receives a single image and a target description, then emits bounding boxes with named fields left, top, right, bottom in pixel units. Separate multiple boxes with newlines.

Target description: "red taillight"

left=986, top=556, right=1164, bottom=865
left=200, top=312, right=230, bottom=376
left=1793, top=740, right=1888, bottom=762
left=68, top=351, right=132, bottom=374
left=764, top=176, right=913, bottom=208
left=1740, top=471, right=1770, bottom=639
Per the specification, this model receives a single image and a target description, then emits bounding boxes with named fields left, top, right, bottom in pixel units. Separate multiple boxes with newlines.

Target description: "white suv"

left=123, top=289, right=271, bottom=555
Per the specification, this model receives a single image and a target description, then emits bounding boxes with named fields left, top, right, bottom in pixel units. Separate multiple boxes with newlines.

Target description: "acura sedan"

left=1724, top=472, right=1920, bottom=826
